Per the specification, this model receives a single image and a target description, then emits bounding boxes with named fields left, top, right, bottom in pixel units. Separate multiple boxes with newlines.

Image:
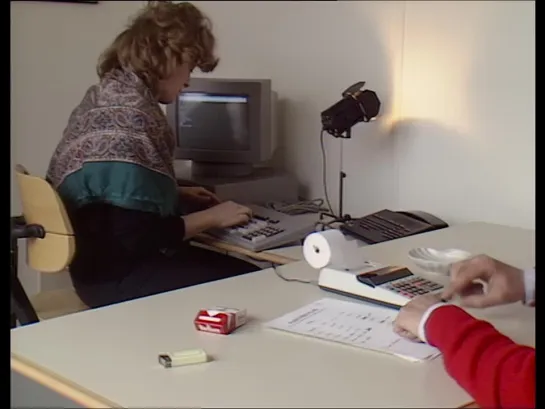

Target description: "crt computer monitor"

left=166, top=78, right=276, bottom=177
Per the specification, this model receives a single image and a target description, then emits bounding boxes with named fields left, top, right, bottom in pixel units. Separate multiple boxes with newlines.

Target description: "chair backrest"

left=14, top=164, right=75, bottom=273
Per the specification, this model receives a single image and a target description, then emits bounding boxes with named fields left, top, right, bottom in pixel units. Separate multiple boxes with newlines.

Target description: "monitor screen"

left=177, top=92, right=250, bottom=152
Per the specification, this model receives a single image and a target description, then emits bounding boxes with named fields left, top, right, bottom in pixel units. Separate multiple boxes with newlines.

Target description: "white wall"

left=394, top=0, right=535, bottom=229
left=11, top=1, right=534, bottom=295
left=194, top=0, right=535, bottom=227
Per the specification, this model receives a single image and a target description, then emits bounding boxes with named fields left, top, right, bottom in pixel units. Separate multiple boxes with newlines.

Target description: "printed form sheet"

left=265, top=297, right=441, bottom=362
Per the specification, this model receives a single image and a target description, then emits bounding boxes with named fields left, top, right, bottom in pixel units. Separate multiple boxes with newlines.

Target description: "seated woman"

left=46, top=1, right=259, bottom=308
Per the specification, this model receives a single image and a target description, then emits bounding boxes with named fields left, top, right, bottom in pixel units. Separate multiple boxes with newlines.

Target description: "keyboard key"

left=251, top=235, right=267, bottom=243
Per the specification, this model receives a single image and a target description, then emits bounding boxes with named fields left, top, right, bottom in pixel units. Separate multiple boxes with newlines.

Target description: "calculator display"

left=356, top=266, right=413, bottom=287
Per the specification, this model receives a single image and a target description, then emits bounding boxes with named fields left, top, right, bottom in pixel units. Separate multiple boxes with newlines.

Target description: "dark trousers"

left=72, top=246, right=260, bottom=308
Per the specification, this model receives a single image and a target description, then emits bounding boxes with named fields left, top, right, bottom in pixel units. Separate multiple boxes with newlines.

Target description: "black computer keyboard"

left=340, top=209, right=433, bottom=244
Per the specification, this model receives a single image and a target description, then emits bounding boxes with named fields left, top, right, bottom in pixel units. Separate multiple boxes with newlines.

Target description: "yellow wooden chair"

left=11, top=165, right=89, bottom=327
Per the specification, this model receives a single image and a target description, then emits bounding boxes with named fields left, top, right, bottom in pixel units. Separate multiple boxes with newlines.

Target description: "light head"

left=321, top=82, right=381, bottom=138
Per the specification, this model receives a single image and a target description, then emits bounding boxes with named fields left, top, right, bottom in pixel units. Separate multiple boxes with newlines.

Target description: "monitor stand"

left=191, top=161, right=254, bottom=178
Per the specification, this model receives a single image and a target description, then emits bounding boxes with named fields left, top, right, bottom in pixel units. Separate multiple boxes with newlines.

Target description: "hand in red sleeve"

left=393, top=293, right=443, bottom=342
left=393, top=293, right=535, bottom=409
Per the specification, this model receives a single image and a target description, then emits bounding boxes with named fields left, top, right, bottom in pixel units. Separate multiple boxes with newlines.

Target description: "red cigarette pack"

left=194, top=307, right=247, bottom=335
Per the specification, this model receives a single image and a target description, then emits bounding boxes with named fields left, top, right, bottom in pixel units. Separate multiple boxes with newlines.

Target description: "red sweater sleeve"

left=425, top=305, right=535, bottom=409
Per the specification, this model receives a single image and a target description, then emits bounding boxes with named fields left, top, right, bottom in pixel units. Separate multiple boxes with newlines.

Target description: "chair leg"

left=10, top=239, right=39, bottom=327
left=11, top=275, right=39, bottom=326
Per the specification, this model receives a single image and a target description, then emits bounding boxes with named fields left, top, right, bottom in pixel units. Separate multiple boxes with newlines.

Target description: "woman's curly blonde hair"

left=97, top=1, right=218, bottom=93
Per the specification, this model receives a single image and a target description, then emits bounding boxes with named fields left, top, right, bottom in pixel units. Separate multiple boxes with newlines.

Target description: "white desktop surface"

left=265, top=244, right=305, bottom=261
left=11, top=222, right=535, bottom=408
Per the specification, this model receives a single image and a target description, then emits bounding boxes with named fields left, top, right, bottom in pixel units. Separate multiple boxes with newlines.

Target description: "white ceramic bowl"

left=408, top=247, right=472, bottom=275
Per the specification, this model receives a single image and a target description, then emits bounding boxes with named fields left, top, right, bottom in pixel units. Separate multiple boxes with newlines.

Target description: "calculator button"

left=421, top=288, right=433, bottom=293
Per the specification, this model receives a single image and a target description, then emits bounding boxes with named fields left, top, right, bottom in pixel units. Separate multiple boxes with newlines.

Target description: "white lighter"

left=158, top=348, right=209, bottom=368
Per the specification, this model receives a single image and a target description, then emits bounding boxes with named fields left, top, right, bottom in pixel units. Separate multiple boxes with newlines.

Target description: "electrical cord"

left=270, top=263, right=318, bottom=286
left=314, top=218, right=339, bottom=232
left=265, top=128, right=347, bottom=223
left=314, top=211, right=352, bottom=232
left=265, top=198, right=329, bottom=215
left=319, top=128, right=334, bottom=214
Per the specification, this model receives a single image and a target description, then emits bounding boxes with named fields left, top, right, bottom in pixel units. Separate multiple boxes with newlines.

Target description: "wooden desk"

left=11, top=222, right=534, bottom=408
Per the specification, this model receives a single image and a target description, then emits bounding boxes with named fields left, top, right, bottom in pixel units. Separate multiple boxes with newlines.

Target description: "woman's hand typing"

left=182, top=201, right=253, bottom=239
left=206, top=201, right=253, bottom=228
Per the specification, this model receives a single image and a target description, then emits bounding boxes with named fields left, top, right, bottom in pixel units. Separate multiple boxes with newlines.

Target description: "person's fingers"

left=393, top=323, right=409, bottom=337
left=440, top=284, right=459, bottom=301
left=448, top=260, right=466, bottom=280
left=459, top=291, right=501, bottom=308
left=405, top=333, right=422, bottom=342
left=236, top=213, right=251, bottom=225
left=458, top=282, right=485, bottom=297
left=196, top=189, right=216, bottom=198
left=238, top=205, right=252, bottom=217
left=442, top=265, right=486, bottom=300
left=394, top=326, right=420, bottom=342
left=205, top=191, right=220, bottom=202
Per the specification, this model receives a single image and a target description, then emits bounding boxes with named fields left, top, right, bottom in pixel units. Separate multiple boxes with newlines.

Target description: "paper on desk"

left=265, top=297, right=441, bottom=362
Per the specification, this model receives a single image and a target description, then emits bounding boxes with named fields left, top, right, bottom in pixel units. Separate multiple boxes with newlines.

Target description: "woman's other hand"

left=178, top=186, right=220, bottom=207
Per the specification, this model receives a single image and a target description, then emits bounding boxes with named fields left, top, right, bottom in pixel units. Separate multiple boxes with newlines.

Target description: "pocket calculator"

left=317, top=264, right=444, bottom=309
left=356, top=266, right=444, bottom=307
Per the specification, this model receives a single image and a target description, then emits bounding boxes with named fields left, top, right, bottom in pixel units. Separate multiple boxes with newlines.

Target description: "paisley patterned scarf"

left=47, top=69, right=179, bottom=216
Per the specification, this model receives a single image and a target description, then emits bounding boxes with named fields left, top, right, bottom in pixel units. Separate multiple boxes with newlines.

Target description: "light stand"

left=335, top=128, right=351, bottom=218
left=320, top=81, right=381, bottom=220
